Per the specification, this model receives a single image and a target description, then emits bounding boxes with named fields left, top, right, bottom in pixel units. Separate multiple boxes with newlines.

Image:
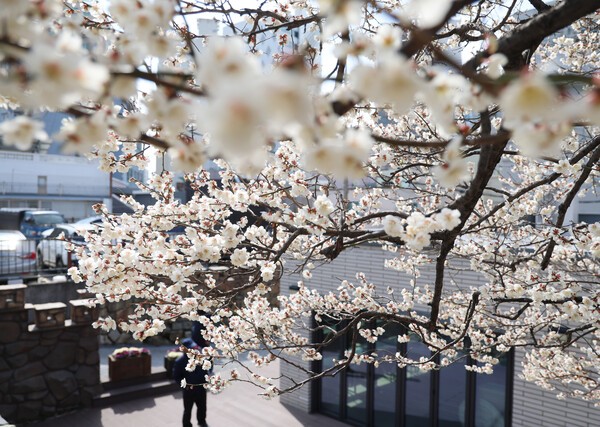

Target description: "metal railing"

left=0, top=239, right=76, bottom=283
left=0, top=181, right=109, bottom=197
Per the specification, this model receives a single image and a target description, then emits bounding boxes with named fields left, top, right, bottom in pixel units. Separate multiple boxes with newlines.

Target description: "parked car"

left=74, top=215, right=104, bottom=226
left=36, top=224, right=93, bottom=270
left=0, top=230, right=37, bottom=283
left=0, top=208, right=66, bottom=239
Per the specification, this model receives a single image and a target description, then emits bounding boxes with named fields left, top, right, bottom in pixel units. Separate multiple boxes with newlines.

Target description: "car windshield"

left=72, top=233, right=85, bottom=242
left=33, top=214, right=65, bottom=226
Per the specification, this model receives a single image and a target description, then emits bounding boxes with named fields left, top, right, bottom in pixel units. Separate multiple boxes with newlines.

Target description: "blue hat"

left=181, top=338, right=197, bottom=349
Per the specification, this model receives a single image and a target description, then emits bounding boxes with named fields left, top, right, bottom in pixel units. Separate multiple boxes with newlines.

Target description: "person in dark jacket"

left=173, top=338, right=208, bottom=427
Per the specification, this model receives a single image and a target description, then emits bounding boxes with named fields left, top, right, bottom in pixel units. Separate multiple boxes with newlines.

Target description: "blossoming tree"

left=1, top=0, right=599, bottom=402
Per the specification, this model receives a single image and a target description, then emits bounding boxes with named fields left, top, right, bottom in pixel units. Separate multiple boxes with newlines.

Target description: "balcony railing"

left=0, top=182, right=109, bottom=197
left=0, top=151, right=97, bottom=165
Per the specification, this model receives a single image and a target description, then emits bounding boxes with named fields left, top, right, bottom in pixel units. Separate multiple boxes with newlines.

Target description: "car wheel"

left=56, top=257, right=65, bottom=269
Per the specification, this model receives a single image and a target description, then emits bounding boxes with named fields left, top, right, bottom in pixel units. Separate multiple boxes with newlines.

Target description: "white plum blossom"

left=434, top=208, right=461, bottom=231
left=231, top=248, right=249, bottom=267
left=319, top=0, right=363, bottom=36
left=383, top=210, right=460, bottom=250
left=23, top=42, right=109, bottom=108
left=373, top=25, right=403, bottom=52
left=420, top=73, right=470, bottom=134
left=0, top=116, right=47, bottom=150
left=0, top=0, right=598, bottom=406
left=511, top=122, right=570, bottom=158
left=498, top=72, right=562, bottom=128
left=68, top=266, right=83, bottom=283
left=432, top=137, right=470, bottom=188
left=350, top=55, right=421, bottom=114
left=169, top=139, right=206, bottom=173
left=260, top=262, right=276, bottom=282
left=402, top=212, right=438, bottom=251
left=314, top=195, right=335, bottom=216
left=261, top=69, right=315, bottom=131
left=400, top=0, right=454, bottom=28
left=56, top=111, right=110, bottom=154
left=484, top=54, right=508, bottom=79
left=119, top=248, right=139, bottom=267
left=383, top=215, right=403, bottom=238
left=304, top=129, right=374, bottom=178
left=195, top=37, right=260, bottom=92
left=198, top=88, right=265, bottom=163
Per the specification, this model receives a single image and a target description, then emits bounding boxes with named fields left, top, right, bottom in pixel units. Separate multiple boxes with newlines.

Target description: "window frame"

left=314, top=320, right=514, bottom=427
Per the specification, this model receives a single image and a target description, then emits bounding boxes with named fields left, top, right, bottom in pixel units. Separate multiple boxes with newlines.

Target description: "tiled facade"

left=279, top=244, right=600, bottom=427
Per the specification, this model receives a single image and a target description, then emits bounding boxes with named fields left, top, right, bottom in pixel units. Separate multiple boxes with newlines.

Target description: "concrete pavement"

left=32, top=358, right=349, bottom=427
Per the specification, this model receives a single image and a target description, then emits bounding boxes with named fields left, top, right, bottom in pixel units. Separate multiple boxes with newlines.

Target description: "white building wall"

left=0, top=151, right=109, bottom=197
left=279, top=244, right=600, bottom=425
left=51, top=201, right=97, bottom=222
left=0, top=150, right=110, bottom=219
left=577, top=191, right=600, bottom=222
left=512, top=346, right=600, bottom=426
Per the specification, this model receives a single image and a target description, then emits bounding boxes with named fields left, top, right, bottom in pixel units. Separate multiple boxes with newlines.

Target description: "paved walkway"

left=33, top=356, right=349, bottom=427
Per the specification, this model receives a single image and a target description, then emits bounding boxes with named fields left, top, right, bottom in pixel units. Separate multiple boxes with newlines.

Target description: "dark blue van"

left=0, top=209, right=66, bottom=239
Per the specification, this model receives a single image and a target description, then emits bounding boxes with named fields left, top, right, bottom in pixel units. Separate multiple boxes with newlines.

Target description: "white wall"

left=0, top=151, right=109, bottom=197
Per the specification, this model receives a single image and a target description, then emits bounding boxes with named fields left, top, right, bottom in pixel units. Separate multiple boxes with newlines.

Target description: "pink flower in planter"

left=111, top=347, right=151, bottom=359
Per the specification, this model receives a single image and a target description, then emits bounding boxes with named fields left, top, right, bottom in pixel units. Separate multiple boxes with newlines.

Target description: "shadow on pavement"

left=282, top=403, right=349, bottom=427
left=112, top=397, right=158, bottom=415
left=29, top=408, right=102, bottom=427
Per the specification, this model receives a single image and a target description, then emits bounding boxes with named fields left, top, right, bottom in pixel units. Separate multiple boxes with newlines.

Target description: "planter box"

left=108, top=354, right=151, bottom=382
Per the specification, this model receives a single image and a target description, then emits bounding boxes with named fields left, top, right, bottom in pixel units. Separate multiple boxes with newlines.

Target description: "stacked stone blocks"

left=0, top=284, right=100, bottom=424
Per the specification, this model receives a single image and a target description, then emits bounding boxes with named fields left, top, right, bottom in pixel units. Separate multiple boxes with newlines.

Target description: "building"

left=278, top=245, right=600, bottom=427
left=0, top=111, right=112, bottom=221
left=195, top=17, right=319, bottom=68
left=0, top=108, right=155, bottom=219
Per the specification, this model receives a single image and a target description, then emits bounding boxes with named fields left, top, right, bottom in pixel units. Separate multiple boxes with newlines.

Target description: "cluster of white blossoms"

left=383, top=208, right=461, bottom=251
left=0, top=116, right=47, bottom=151
left=1, top=0, right=600, bottom=404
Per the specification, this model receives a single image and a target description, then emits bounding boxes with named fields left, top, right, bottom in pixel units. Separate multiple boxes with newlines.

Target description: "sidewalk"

left=33, top=352, right=349, bottom=427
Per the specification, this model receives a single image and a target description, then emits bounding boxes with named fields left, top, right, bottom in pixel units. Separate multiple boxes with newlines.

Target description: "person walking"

left=173, top=338, right=208, bottom=427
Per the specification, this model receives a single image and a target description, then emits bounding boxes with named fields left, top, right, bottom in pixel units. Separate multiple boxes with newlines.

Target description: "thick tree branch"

left=541, top=141, right=600, bottom=269
left=466, top=0, right=600, bottom=69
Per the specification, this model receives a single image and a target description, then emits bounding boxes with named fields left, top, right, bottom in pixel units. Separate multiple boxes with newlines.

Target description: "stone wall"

left=0, top=286, right=100, bottom=425
left=24, top=280, right=89, bottom=309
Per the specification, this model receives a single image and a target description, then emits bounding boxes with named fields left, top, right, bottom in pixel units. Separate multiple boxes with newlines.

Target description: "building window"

left=579, top=214, right=600, bottom=224
left=37, top=176, right=47, bottom=194
left=316, top=321, right=513, bottom=427
left=404, top=337, right=432, bottom=427
left=320, top=318, right=344, bottom=418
